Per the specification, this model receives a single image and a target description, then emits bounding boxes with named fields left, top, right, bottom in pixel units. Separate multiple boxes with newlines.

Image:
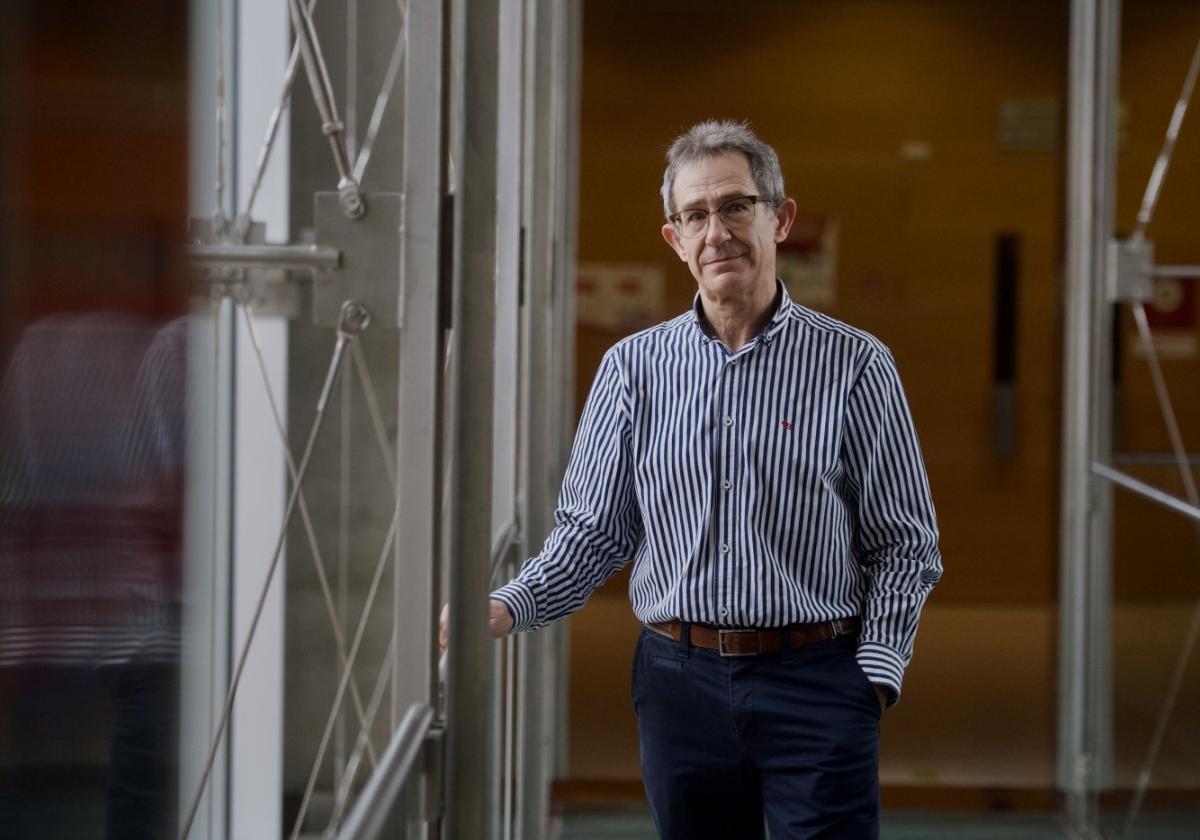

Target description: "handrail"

left=335, top=702, right=434, bottom=840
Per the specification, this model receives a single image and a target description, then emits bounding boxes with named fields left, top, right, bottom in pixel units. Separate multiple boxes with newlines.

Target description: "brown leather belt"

left=645, top=617, right=860, bottom=657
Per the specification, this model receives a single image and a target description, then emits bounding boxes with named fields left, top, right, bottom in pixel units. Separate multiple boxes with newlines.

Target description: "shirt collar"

left=690, top=279, right=793, bottom=347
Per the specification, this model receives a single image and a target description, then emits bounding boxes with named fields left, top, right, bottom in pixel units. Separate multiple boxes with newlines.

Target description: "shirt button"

left=729, top=358, right=738, bottom=367
left=720, top=543, right=730, bottom=554
left=718, top=607, right=729, bottom=618
left=723, top=416, right=733, bottom=427
left=722, top=479, right=732, bottom=491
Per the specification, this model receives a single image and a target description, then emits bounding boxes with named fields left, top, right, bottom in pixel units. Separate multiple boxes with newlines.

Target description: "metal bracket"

left=314, top=191, right=404, bottom=328
left=1107, top=236, right=1154, bottom=303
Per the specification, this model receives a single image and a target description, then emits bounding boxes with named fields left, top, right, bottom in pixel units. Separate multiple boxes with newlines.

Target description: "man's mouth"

left=704, top=253, right=743, bottom=268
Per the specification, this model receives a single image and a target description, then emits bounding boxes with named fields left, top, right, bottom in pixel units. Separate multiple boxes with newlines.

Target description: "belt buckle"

left=718, top=629, right=758, bottom=657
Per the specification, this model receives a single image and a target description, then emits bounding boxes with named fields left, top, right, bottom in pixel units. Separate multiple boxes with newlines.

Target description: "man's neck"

left=699, top=280, right=780, bottom=352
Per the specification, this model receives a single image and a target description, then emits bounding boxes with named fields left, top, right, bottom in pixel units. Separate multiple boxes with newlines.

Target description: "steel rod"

left=236, top=0, right=321, bottom=231
left=1130, top=303, right=1200, bottom=507
left=1132, top=33, right=1200, bottom=239
left=286, top=0, right=357, bottom=186
left=352, top=8, right=408, bottom=185
left=1114, top=452, right=1200, bottom=466
left=1152, top=264, right=1200, bottom=278
left=188, top=242, right=341, bottom=271
left=1091, top=463, right=1200, bottom=524
left=335, top=337, right=353, bottom=791
left=346, top=0, right=359, bottom=163
left=349, top=342, right=398, bottom=488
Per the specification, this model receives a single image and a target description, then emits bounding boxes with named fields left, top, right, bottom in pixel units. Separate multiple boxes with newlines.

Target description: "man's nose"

left=703, top=212, right=732, bottom=245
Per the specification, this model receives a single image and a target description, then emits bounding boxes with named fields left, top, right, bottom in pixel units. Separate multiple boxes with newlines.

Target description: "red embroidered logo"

left=781, top=420, right=792, bottom=430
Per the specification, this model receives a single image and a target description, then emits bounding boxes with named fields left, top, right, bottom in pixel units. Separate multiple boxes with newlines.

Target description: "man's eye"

left=683, top=210, right=708, bottom=224
left=723, top=199, right=752, bottom=216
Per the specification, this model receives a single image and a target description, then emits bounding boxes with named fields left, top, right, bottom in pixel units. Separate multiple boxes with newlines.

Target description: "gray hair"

left=661, top=119, right=785, bottom=217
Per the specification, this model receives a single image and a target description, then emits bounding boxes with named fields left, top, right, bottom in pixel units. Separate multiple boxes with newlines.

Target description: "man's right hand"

left=439, top=599, right=515, bottom=653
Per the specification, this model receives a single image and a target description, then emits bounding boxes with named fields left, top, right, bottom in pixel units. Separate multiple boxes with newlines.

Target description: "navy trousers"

left=631, top=626, right=880, bottom=840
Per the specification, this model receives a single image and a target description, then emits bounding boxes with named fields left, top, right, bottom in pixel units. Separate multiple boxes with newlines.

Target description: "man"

left=485, top=120, right=941, bottom=838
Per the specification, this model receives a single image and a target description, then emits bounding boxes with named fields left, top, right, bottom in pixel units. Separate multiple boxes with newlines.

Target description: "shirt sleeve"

left=842, top=349, right=942, bottom=706
left=491, top=349, right=642, bottom=632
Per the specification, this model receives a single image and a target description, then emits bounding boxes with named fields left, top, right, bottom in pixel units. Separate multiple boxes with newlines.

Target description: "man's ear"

left=662, top=223, right=688, bottom=261
left=773, top=198, right=798, bottom=243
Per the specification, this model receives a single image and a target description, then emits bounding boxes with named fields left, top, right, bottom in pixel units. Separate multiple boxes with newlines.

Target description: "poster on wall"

left=576, top=262, right=665, bottom=333
left=1133, top=276, right=1198, bottom=360
left=777, top=213, right=838, bottom=307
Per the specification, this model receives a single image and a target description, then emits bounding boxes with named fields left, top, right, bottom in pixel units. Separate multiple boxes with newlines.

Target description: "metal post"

left=393, top=0, right=446, bottom=736
left=515, top=1, right=555, bottom=835
left=1060, top=0, right=1119, bottom=833
left=443, top=0, right=500, bottom=836
left=548, top=0, right=582, bottom=783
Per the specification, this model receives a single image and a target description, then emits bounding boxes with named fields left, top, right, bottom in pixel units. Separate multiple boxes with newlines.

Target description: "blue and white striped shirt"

left=494, top=281, right=941, bottom=701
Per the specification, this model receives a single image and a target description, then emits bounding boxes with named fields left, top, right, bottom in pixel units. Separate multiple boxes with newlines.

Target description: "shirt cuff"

left=491, top=579, right=538, bottom=634
left=855, top=640, right=906, bottom=708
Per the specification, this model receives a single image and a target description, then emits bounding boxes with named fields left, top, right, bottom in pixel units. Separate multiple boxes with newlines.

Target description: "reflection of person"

left=489, top=120, right=941, bottom=838
left=0, top=314, right=183, bottom=840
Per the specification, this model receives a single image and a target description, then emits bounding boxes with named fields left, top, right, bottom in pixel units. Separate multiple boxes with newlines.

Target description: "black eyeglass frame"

left=667, top=194, right=778, bottom=239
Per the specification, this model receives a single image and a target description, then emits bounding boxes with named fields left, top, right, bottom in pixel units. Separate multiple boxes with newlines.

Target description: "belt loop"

left=680, top=621, right=693, bottom=658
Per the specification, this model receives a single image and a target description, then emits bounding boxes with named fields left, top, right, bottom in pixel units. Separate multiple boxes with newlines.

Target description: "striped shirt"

left=493, top=281, right=941, bottom=701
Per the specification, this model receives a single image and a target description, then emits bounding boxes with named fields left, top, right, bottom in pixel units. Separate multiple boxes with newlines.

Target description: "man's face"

left=661, top=152, right=795, bottom=303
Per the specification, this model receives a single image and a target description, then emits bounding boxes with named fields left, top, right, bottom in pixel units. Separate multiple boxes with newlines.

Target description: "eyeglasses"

left=668, top=195, right=774, bottom=239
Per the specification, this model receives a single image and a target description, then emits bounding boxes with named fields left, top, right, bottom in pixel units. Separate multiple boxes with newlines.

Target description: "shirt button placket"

left=717, top=364, right=735, bottom=586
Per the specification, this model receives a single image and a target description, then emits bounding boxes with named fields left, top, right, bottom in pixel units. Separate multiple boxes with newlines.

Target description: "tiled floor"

left=553, top=807, right=1200, bottom=839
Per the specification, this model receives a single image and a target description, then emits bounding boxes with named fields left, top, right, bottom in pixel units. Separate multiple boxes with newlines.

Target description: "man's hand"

left=873, top=685, right=888, bottom=713
left=439, top=599, right=515, bottom=653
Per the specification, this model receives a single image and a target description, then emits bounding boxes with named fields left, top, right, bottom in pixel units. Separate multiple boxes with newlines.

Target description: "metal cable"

left=286, top=0, right=357, bottom=187
left=1122, top=304, right=1200, bottom=837
left=288, top=505, right=401, bottom=840
left=335, top=339, right=353, bottom=792
left=349, top=342, right=398, bottom=487
left=1132, top=33, right=1200, bottom=239
left=236, top=301, right=380, bottom=768
left=351, top=0, right=409, bottom=185
left=237, top=0, right=321, bottom=233
left=1130, top=305, right=1200, bottom=506
left=180, top=330, right=351, bottom=840
left=346, top=0, right=359, bottom=163
left=324, top=633, right=397, bottom=838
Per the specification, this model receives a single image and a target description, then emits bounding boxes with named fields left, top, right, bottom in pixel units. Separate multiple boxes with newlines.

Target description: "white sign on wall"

left=576, top=262, right=665, bottom=332
left=777, top=214, right=838, bottom=307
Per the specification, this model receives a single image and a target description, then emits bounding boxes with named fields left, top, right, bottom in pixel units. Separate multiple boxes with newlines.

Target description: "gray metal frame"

left=443, top=0, right=501, bottom=835
left=1060, top=4, right=1120, bottom=833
